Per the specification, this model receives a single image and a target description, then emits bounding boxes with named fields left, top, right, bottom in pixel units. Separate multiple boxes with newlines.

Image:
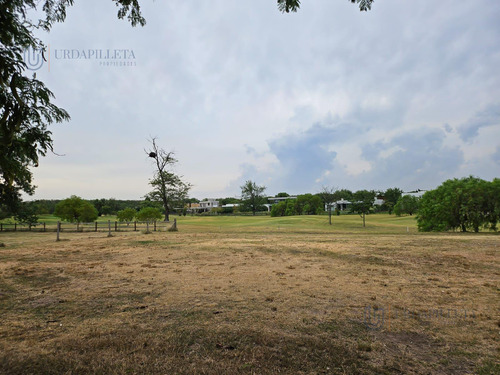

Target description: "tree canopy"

left=417, top=177, right=499, bottom=232
left=240, top=180, right=266, bottom=215
left=116, top=207, right=137, bottom=222
left=394, top=195, right=419, bottom=216
left=382, top=187, right=403, bottom=214
left=136, top=207, right=162, bottom=223
left=351, top=189, right=376, bottom=227
left=54, top=196, right=98, bottom=223
left=277, top=0, right=374, bottom=13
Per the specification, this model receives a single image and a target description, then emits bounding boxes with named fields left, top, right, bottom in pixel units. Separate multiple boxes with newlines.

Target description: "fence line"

left=0, top=221, right=171, bottom=233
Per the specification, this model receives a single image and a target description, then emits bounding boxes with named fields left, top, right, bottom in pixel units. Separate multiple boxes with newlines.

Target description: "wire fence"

left=0, top=221, right=174, bottom=233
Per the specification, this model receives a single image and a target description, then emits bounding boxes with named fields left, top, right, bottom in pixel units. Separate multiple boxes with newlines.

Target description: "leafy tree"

left=394, top=195, right=420, bottom=216
left=14, top=201, right=38, bottom=225
left=116, top=207, right=136, bottom=222
left=92, top=198, right=121, bottom=216
left=0, top=1, right=146, bottom=216
left=276, top=192, right=290, bottom=198
left=136, top=207, right=162, bottom=223
left=285, top=199, right=297, bottom=216
left=417, top=176, right=498, bottom=232
left=241, top=180, right=266, bottom=216
left=54, top=196, right=98, bottom=223
left=146, top=138, right=192, bottom=222
left=488, top=178, right=500, bottom=230
left=295, top=194, right=323, bottom=215
left=318, top=186, right=338, bottom=224
left=383, top=187, right=403, bottom=214
left=351, top=190, right=376, bottom=227
left=271, top=200, right=287, bottom=217
left=416, top=189, right=450, bottom=232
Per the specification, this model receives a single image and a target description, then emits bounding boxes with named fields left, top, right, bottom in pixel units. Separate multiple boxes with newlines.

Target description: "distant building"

left=325, top=197, right=385, bottom=212
left=199, top=199, right=219, bottom=212
left=325, top=198, right=351, bottom=212
left=186, top=199, right=220, bottom=213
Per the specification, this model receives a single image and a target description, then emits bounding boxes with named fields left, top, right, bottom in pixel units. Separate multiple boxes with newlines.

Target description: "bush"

left=117, top=208, right=136, bottom=222
left=270, top=201, right=287, bottom=217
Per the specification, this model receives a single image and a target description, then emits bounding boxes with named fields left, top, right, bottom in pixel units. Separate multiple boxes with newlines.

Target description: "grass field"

left=0, top=215, right=498, bottom=374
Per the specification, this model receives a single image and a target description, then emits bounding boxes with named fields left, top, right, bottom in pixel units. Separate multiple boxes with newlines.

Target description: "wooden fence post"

left=115, top=221, right=118, bottom=232
left=154, top=221, right=157, bottom=231
left=14, top=223, right=17, bottom=232
left=56, top=221, right=60, bottom=241
left=43, top=222, right=46, bottom=232
left=107, top=220, right=112, bottom=237
left=95, top=222, right=98, bottom=232
left=1, top=223, right=3, bottom=232
left=168, top=219, right=178, bottom=232
left=134, top=221, right=137, bottom=231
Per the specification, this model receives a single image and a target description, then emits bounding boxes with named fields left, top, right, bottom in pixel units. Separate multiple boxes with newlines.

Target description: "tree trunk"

left=162, top=198, right=170, bottom=222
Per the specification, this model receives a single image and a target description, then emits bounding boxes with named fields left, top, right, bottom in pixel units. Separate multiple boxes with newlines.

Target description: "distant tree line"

left=4, top=176, right=499, bottom=232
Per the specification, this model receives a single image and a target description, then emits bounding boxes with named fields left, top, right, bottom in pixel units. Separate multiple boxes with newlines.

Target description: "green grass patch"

left=174, top=213, right=419, bottom=234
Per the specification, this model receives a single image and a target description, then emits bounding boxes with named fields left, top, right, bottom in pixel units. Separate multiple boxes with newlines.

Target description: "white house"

left=324, top=198, right=352, bottom=212
left=199, top=199, right=219, bottom=211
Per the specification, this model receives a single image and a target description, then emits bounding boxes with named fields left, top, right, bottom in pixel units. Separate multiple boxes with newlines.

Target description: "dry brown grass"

left=0, top=223, right=498, bottom=374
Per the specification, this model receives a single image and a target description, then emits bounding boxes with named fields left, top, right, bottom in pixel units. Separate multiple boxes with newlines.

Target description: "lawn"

left=0, top=215, right=498, bottom=374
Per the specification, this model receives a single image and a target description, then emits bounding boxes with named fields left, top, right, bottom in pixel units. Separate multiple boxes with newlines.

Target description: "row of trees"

left=7, top=177, right=500, bottom=233
left=53, top=196, right=166, bottom=223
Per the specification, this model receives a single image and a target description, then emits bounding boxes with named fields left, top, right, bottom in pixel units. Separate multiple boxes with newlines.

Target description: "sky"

left=26, top=0, right=500, bottom=200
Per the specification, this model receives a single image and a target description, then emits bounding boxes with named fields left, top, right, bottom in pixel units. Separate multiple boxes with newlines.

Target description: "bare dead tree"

left=145, top=138, right=191, bottom=222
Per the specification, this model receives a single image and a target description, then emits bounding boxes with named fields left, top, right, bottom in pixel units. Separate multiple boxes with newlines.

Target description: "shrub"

left=136, top=207, right=163, bottom=222
left=117, top=208, right=136, bottom=222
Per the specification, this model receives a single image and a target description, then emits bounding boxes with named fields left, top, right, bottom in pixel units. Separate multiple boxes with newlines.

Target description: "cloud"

left=493, top=147, right=500, bottom=164
left=458, top=104, right=500, bottom=142
left=236, top=104, right=468, bottom=194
